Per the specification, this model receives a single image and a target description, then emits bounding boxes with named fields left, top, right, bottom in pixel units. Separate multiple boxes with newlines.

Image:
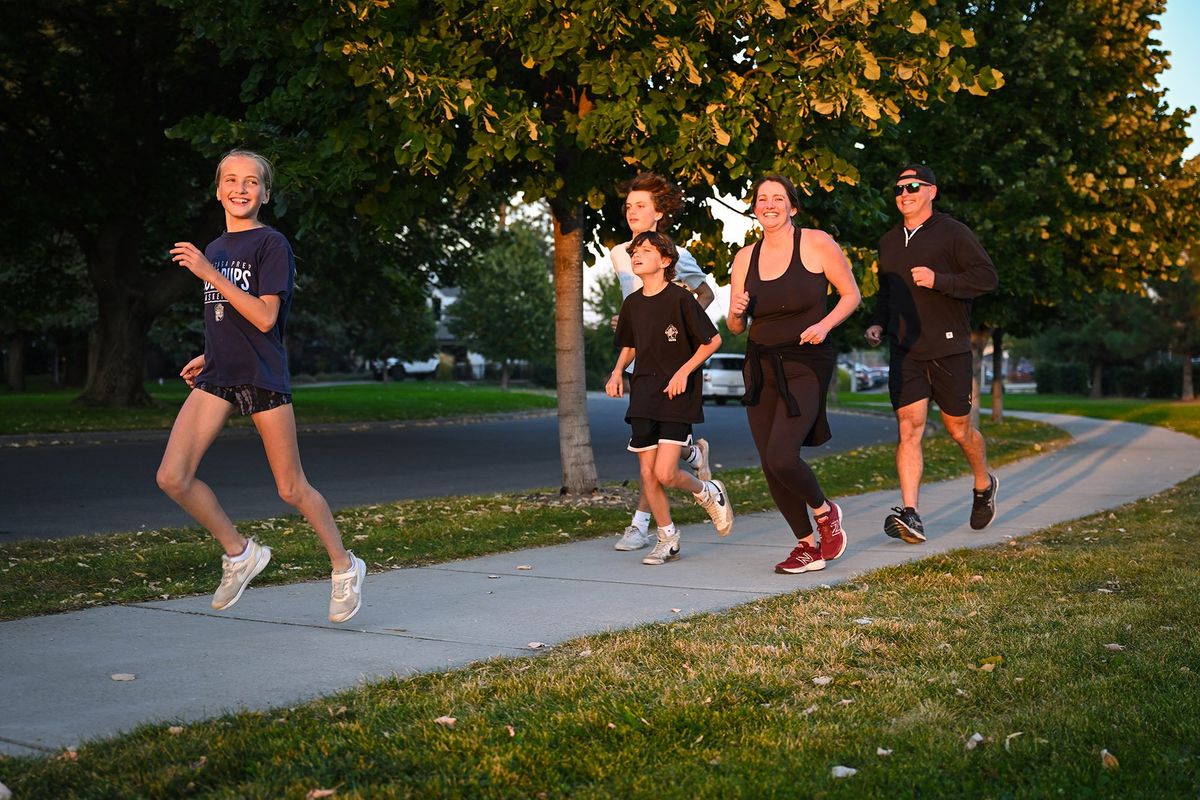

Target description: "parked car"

left=702, top=353, right=745, bottom=405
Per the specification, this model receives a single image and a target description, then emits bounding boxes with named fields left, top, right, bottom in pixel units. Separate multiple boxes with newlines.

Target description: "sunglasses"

left=893, top=181, right=933, bottom=196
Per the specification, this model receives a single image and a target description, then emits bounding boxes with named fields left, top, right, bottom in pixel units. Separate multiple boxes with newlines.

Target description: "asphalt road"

left=0, top=394, right=894, bottom=541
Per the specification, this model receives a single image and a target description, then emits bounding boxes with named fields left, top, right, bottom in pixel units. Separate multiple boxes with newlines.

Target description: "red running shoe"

left=774, top=541, right=826, bottom=574
left=816, top=502, right=847, bottom=561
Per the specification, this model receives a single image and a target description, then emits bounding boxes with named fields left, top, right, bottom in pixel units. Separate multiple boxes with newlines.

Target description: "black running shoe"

left=884, top=506, right=925, bottom=544
left=970, top=473, right=999, bottom=530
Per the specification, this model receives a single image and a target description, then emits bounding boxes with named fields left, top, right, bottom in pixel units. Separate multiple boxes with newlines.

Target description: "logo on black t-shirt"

left=665, top=324, right=679, bottom=342
left=215, top=303, right=225, bottom=322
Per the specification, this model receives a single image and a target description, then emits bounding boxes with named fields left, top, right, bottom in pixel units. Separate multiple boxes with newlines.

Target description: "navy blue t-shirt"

left=196, top=226, right=294, bottom=392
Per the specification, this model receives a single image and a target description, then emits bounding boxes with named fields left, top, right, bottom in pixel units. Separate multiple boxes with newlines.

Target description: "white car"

left=702, top=353, right=746, bottom=405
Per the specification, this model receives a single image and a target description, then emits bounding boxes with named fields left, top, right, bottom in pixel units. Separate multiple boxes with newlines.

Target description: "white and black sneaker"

left=643, top=531, right=680, bottom=565
left=695, top=479, right=733, bottom=536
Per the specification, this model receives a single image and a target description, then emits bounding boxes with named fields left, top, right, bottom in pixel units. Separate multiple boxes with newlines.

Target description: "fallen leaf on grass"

left=578, top=649, right=592, bottom=657
left=1104, top=643, right=1126, bottom=651
left=812, top=675, right=833, bottom=686
left=801, top=704, right=819, bottom=716
left=876, top=747, right=892, bottom=756
left=831, top=766, right=857, bottom=778
left=854, top=617, right=873, bottom=625
left=434, top=716, right=457, bottom=728
left=837, top=699, right=855, bottom=706
left=1004, top=732, right=1024, bottom=751
left=168, top=726, right=184, bottom=735
left=1100, top=748, right=1119, bottom=769
left=965, top=732, right=985, bottom=750
left=970, top=575, right=984, bottom=582
left=607, top=722, right=617, bottom=729
left=111, top=673, right=136, bottom=682
left=505, top=725, right=516, bottom=737
left=306, top=790, right=337, bottom=799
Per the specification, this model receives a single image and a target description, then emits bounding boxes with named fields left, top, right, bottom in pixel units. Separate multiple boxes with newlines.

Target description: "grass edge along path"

left=0, top=419, right=1067, bottom=621
left=835, top=392, right=1200, bottom=439
left=0, top=381, right=558, bottom=436
left=4, top=453, right=1199, bottom=796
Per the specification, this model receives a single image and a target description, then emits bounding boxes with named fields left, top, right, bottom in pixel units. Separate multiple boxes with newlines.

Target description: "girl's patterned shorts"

left=196, top=382, right=293, bottom=416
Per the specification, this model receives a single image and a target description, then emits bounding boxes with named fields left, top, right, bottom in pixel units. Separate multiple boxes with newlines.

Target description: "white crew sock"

left=631, top=510, right=652, bottom=532
left=683, top=445, right=699, bottom=465
left=228, top=540, right=253, bottom=563
left=693, top=480, right=716, bottom=501
left=658, top=523, right=678, bottom=538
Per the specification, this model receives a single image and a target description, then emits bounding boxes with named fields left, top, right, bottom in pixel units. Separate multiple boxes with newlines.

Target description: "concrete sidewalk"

left=1, top=412, right=1196, bottom=756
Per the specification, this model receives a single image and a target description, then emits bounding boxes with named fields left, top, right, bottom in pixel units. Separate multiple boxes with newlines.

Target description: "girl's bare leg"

left=252, top=403, right=350, bottom=572
left=156, top=390, right=243, bottom=555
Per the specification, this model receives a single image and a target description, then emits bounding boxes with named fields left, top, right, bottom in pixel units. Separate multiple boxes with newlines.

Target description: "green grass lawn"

left=834, top=390, right=1200, bottom=438
left=0, top=381, right=556, bottom=435
left=4, top=434, right=1198, bottom=797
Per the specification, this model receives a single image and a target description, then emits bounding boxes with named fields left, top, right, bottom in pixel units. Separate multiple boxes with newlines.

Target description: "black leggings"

left=745, top=360, right=827, bottom=539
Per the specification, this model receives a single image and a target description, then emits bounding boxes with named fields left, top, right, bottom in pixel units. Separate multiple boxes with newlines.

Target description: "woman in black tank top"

left=727, top=175, right=862, bottom=575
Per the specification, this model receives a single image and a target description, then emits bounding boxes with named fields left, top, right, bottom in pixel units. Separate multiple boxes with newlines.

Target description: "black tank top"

left=745, top=226, right=829, bottom=347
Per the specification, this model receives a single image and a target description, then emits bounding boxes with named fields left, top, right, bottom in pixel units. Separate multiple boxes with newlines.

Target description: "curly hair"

left=620, top=172, right=686, bottom=228
left=627, top=230, right=679, bottom=282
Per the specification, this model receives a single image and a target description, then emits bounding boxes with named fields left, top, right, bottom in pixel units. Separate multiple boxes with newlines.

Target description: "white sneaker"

left=642, top=531, right=680, bottom=565
left=692, top=438, right=712, bottom=482
left=329, top=552, right=366, bottom=623
left=211, top=538, right=271, bottom=611
left=696, top=479, right=734, bottom=536
left=615, top=525, right=653, bottom=551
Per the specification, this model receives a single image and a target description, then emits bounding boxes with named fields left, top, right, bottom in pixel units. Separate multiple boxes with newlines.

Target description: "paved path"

left=0, top=412, right=1196, bottom=756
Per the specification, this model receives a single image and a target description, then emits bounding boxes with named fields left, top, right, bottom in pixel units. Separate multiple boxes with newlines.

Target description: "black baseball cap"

left=895, top=163, right=937, bottom=185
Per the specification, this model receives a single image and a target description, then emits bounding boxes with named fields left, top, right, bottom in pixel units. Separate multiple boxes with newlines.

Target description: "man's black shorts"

left=888, top=350, right=973, bottom=417
left=627, top=418, right=694, bottom=452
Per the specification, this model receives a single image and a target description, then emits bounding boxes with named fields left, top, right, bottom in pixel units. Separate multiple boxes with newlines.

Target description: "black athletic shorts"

left=888, top=350, right=973, bottom=417
left=196, top=382, right=293, bottom=417
left=627, top=418, right=693, bottom=452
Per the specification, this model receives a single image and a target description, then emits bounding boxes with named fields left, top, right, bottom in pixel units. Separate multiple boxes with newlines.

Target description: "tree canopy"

left=448, top=221, right=556, bottom=387
left=180, top=0, right=1000, bottom=490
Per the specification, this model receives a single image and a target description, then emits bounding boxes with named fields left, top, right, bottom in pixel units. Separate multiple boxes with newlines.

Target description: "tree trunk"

left=1090, top=362, right=1104, bottom=398
left=75, top=217, right=193, bottom=407
left=500, top=360, right=510, bottom=390
left=6, top=333, right=26, bottom=392
left=969, top=328, right=988, bottom=430
left=990, top=328, right=1004, bottom=424
left=550, top=199, right=598, bottom=494
left=79, top=300, right=156, bottom=406
left=1182, top=355, right=1194, bottom=401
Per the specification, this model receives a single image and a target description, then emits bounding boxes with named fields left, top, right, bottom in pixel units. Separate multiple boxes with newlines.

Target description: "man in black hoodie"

left=864, top=164, right=999, bottom=544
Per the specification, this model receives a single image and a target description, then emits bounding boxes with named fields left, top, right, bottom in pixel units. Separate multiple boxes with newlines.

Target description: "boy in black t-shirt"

left=606, top=231, right=733, bottom=565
